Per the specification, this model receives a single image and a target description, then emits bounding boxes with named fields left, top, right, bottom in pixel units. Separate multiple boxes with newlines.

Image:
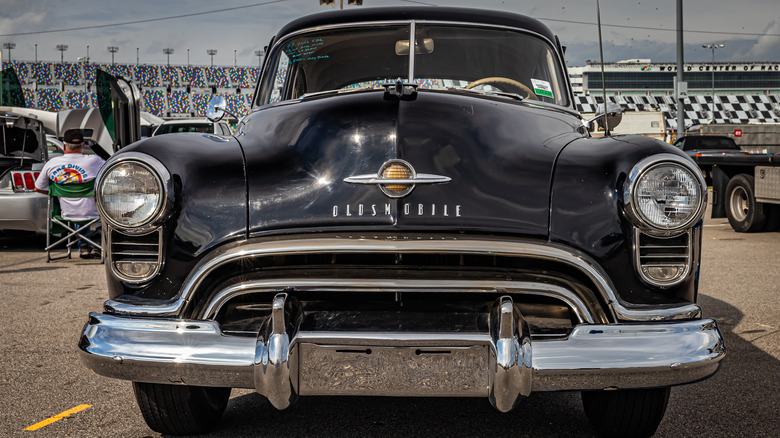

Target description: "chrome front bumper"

left=79, top=294, right=725, bottom=413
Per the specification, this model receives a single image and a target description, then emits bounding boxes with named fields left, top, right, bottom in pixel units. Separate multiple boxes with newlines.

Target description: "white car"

left=151, top=118, right=232, bottom=137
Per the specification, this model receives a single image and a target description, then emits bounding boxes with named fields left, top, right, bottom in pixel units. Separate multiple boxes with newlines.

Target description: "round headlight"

left=98, top=161, right=163, bottom=228
left=631, top=160, right=704, bottom=231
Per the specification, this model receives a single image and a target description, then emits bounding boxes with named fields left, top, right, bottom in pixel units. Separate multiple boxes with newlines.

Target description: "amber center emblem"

left=343, top=159, right=451, bottom=198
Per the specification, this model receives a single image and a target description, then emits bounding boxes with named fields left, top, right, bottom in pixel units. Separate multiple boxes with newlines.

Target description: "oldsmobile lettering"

left=332, top=203, right=462, bottom=217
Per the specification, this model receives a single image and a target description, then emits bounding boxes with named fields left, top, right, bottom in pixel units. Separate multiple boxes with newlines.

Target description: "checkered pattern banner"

left=574, top=94, right=780, bottom=129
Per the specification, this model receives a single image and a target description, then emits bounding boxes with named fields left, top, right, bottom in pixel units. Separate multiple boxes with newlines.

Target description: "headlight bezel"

left=624, top=153, right=707, bottom=236
left=95, top=152, right=173, bottom=234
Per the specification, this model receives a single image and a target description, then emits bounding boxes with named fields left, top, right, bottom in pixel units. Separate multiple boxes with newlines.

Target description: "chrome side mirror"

left=206, top=95, right=228, bottom=122
left=587, top=102, right=623, bottom=132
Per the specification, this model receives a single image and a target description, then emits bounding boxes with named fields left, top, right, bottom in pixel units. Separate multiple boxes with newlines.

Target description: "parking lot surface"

left=1, top=212, right=778, bottom=437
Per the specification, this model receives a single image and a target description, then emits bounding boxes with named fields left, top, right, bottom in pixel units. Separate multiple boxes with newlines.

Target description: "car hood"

left=239, top=90, right=584, bottom=238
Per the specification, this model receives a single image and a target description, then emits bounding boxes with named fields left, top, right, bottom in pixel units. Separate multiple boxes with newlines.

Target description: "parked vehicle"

left=693, top=153, right=780, bottom=232
left=695, top=123, right=780, bottom=155
left=78, top=7, right=724, bottom=437
left=674, top=135, right=747, bottom=158
left=151, top=117, right=232, bottom=136
left=46, top=135, right=64, bottom=158
left=0, top=111, right=50, bottom=234
left=674, top=135, right=749, bottom=184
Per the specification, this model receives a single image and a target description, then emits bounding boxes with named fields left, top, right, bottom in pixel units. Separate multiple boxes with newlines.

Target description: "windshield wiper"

left=300, top=86, right=379, bottom=100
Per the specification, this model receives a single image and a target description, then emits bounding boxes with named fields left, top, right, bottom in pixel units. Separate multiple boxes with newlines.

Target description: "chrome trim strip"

left=79, top=313, right=724, bottom=394
left=104, top=237, right=702, bottom=322
left=343, top=174, right=452, bottom=184
left=408, top=21, right=416, bottom=82
left=200, top=278, right=599, bottom=324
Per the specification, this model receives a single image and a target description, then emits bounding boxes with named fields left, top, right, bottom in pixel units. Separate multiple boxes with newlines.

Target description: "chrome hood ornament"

left=344, top=159, right=451, bottom=198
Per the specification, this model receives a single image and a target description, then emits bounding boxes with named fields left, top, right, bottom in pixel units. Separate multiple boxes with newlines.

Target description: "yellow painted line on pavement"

left=24, top=404, right=92, bottom=431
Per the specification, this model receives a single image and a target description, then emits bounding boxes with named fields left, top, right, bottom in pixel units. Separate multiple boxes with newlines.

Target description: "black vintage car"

left=79, top=7, right=724, bottom=437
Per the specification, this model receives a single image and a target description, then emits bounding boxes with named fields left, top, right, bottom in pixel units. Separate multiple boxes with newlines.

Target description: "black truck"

left=694, top=153, right=780, bottom=232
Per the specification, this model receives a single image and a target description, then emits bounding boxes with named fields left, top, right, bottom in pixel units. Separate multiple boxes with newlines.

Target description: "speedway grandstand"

left=2, top=60, right=260, bottom=118
left=3, top=59, right=780, bottom=132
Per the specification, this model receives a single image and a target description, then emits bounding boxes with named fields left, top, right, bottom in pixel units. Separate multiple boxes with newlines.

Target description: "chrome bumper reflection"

left=79, top=294, right=724, bottom=412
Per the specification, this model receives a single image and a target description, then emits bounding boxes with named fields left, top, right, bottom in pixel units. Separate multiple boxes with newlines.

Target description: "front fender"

left=551, top=135, right=699, bottom=306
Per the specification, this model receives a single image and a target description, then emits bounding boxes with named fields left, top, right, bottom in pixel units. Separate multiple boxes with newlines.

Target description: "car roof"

left=275, top=7, right=558, bottom=44
left=159, top=118, right=213, bottom=125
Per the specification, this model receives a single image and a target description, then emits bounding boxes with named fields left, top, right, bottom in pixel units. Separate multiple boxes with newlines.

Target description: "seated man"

left=35, top=129, right=106, bottom=258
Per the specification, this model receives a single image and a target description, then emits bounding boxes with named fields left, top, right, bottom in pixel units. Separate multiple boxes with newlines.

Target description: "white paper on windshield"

left=531, top=78, right=553, bottom=98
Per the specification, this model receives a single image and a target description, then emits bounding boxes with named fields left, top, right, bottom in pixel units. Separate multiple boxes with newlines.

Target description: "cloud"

left=0, top=11, right=48, bottom=36
left=744, top=19, right=780, bottom=60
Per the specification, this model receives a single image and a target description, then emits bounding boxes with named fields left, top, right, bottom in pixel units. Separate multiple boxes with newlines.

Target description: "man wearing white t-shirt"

left=35, top=129, right=105, bottom=258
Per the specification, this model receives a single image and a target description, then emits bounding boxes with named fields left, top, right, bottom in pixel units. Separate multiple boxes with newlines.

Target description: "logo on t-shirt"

left=52, top=164, right=88, bottom=184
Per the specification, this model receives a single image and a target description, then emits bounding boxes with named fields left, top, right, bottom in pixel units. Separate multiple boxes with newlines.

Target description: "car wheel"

left=133, top=382, right=231, bottom=435
left=581, top=387, right=670, bottom=438
left=726, top=174, right=767, bottom=232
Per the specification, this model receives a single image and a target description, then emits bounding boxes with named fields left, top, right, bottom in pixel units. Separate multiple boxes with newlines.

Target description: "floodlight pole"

left=676, top=0, right=685, bottom=138
left=3, top=43, right=15, bottom=62
left=108, top=46, right=119, bottom=65
left=164, top=48, right=174, bottom=66
left=702, top=43, right=724, bottom=122
left=56, top=44, right=68, bottom=64
left=320, top=1, right=364, bottom=10
left=207, top=49, right=217, bottom=67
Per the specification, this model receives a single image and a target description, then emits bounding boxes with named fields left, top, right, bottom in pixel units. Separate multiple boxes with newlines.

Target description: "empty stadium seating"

left=3, top=60, right=257, bottom=117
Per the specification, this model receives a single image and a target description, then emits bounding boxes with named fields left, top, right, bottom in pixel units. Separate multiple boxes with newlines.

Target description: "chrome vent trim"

left=109, top=228, right=164, bottom=283
left=634, top=229, right=692, bottom=287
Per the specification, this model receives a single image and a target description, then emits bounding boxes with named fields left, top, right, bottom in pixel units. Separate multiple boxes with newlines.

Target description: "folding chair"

left=45, top=180, right=104, bottom=263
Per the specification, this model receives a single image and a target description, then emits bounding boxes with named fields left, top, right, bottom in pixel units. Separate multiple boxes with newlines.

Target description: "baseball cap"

left=63, top=129, right=84, bottom=145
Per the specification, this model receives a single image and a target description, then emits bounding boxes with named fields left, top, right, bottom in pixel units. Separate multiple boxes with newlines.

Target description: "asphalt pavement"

left=0, top=211, right=778, bottom=437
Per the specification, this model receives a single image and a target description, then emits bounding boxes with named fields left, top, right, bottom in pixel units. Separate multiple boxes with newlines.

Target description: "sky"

left=1, top=0, right=778, bottom=67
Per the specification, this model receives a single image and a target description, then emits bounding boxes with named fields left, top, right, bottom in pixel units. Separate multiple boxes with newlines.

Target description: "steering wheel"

left=465, top=77, right=537, bottom=100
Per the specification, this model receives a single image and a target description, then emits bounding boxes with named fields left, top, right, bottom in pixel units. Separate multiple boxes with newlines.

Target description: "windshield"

left=258, top=23, right=568, bottom=107
left=1, top=117, right=44, bottom=161
left=682, top=137, right=739, bottom=151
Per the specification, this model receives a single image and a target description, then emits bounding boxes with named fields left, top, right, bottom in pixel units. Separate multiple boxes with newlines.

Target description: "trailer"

left=582, top=110, right=666, bottom=140
left=696, top=123, right=780, bottom=154
left=694, top=153, right=780, bottom=232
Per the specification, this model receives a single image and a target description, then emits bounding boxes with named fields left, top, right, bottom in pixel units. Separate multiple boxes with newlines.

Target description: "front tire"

left=726, top=174, right=767, bottom=232
left=133, top=382, right=231, bottom=435
left=582, top=387, right=670, bottom=438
